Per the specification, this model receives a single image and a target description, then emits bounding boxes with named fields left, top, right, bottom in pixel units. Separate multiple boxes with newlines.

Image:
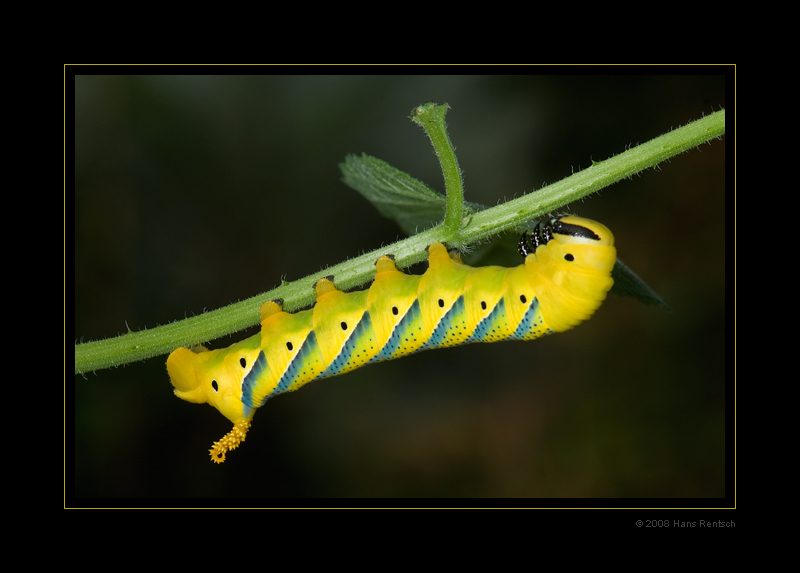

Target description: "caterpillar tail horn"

left=209, top=419, right=252, bottom=464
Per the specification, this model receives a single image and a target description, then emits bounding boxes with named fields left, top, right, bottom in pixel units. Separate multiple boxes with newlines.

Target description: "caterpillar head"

left=167, top=335, right=261, bottom=424
left=522, top=215, right=616, bottom=332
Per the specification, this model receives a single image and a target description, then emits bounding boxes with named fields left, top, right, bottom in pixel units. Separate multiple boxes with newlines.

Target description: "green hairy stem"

left=74, top=106, right=724, bottom=374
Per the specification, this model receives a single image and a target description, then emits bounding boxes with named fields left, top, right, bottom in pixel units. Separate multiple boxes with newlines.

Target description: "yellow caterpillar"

left=167, top=215, right=616, bottom=462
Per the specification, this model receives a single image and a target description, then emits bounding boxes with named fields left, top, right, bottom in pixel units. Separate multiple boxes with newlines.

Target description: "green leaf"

left=339, top=153, right=445, bottom=234
left=611, top=258, right=671, bottom=311
left=340, top=153, right=483, bottom=235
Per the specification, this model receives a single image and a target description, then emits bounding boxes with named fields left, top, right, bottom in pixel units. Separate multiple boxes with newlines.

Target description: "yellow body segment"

left=167, top=216, right=616, bottom=462
left=166, top=335, right=262, bottom=424
left=366, top=255, right=420, bottom=349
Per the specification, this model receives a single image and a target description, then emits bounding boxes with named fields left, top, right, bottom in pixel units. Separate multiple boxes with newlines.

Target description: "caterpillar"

left=167, top=215, right=616, bottom=462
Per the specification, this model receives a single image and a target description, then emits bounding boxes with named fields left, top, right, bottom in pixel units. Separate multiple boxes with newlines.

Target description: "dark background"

left=73, top=74, right=727, bottom=499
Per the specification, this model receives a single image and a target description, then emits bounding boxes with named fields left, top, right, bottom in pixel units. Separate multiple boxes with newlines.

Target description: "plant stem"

left=74, top=109, right=724, bottom=374
left=410, top=103, right=464, bottom=235
left=460, top=110, right=726, bottom=245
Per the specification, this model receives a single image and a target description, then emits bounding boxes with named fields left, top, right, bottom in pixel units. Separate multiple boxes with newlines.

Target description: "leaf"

left=610, top=258, right=671, bottom=311
left=340, top=153, right=483, bottom=235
